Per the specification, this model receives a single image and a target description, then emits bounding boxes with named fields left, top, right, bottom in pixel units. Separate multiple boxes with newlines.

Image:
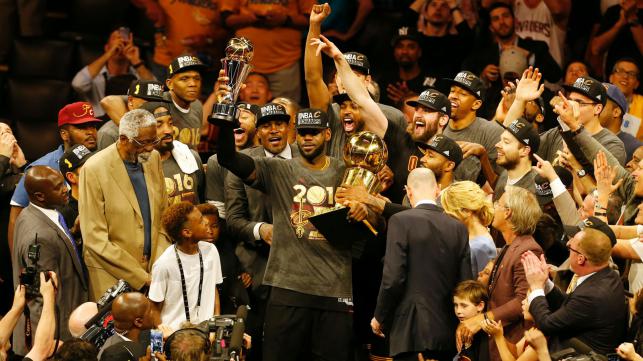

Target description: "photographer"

left=24, top=272, right=59, bottom=361
left=12, top=166, right=88, bottom=356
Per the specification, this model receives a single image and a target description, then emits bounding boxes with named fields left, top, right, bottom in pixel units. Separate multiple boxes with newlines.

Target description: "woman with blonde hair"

left=441, top=181, right=497, bottom=275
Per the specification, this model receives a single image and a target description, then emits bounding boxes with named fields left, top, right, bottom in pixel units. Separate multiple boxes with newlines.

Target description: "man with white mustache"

left=79, top=108, right=169, bottom=301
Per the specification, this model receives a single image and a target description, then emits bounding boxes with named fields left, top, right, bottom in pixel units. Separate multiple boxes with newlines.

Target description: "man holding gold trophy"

left=211, top=37, right=382, bottom=361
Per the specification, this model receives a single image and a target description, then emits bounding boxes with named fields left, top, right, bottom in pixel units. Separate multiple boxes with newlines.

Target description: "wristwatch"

left=576, top=169, right=587, bottom=178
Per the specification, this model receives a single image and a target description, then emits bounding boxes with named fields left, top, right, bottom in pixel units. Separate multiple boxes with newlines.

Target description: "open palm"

left=515, top=67, right=544, bottom=102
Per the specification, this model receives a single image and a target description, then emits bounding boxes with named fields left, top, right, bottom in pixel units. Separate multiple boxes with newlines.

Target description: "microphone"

left=229, top=305, right=248, bottom=355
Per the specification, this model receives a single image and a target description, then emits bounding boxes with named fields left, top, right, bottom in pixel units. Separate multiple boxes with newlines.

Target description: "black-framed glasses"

left=568, top=99, right=596, bottom=107
left=131, top=137, right=161, bottom=147
left=613, top=68, right=639, bottom=79
left=566, top=244, right=585, bottom=257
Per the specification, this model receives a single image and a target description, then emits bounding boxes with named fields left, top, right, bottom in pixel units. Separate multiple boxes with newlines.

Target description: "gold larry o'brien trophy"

left=310, top=131, right=388, bottom=257
left=209, top=37, right=254, bottom=125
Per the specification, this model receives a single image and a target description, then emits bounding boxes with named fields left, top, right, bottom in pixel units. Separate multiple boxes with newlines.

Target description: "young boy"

left=196, top=203, right=250, bottom=315
left=453, top=280, right=489, bottom=361
left=149, top=202, right=223, bottom=331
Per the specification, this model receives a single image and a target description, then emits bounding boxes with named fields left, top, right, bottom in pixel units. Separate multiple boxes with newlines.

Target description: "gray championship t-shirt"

left=250, top=156, right=351, bottom=298
left=97, top=120, right=119, bottom=150
left=327, top=102, right=407, bottom=159
left=165, top=92, right=203, bottom=149
left=163, top=149, right=204, bottom=205
left=538, top=126, right=626, bottom=165
left=492, top=169, right=538, bottom=202
left=443, top=117, right=504, bottom=182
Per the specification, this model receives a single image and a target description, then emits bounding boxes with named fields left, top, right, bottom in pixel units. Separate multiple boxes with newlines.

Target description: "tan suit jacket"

left=79, top=144, right=169, bottom=300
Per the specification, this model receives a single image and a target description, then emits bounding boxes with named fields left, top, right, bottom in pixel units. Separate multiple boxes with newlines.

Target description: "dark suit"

left=529, top=267, right=627, bottom=354
left=12, top=204, right=88, bottom=355
left=487, top=236, right=542, bottom=361
left=374, top=203, right=472, bottom=358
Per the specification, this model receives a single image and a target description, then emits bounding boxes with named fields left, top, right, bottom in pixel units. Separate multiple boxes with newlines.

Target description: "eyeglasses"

left=567, top=99, right=596, bottom=107
left=131, top=137, right=161, bottom=147
left=566, top=244, right=585, bottom=258
left=613, top=68, right=639, bottom=80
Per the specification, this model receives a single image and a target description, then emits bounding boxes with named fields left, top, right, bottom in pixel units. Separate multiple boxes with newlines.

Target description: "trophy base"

left=308, top=206, right=377, bottom=259
left=208, top=103, right=239, bottom=127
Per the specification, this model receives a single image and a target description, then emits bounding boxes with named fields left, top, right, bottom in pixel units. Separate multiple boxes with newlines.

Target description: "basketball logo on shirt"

left=290, top=184, right=336, bottom=240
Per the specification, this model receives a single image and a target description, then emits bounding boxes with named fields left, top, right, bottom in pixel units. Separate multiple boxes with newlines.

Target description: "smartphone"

left=118, top=26, right=131, bottom=41
left=150, top=329, right=163, bottom=361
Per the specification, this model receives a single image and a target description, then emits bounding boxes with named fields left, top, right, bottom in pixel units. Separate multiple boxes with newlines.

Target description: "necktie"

left=566, top=274, right=579, bottom=294
left=58, top=212, right=87, bottom=280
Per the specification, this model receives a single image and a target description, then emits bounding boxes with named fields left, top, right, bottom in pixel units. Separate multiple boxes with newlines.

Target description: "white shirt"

left=31, top=203, right=68, bottom=237
left=527, top=272, right=596, bottom=304
left=149, top=242, right=223, bottom=331
left=414, top=199, right=437, bottom=207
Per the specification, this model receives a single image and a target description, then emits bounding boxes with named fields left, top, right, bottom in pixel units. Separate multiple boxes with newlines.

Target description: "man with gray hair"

left=458, top=185, right=543, bottom=361
left=372, top=168, right=472, bottom=360
left=80, top=109, right=169, bottom=300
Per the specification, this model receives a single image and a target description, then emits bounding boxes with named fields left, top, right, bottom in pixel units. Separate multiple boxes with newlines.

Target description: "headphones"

left=163, top=327, right=211, bottom=360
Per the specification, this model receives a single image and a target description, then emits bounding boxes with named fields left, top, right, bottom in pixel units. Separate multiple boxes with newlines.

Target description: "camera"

left=551, top=348, right=607, bottom=361
left=19, top=242, right=50, bottom=298
left=207, top=305, right=247, bottom=361
left=80, top=280, right=132, bottom=349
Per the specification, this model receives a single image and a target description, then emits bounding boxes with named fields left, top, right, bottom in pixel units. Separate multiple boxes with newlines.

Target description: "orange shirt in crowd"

left=153, top=0, right=230, bottom=67
left=220, top=0, right=314, bottom=74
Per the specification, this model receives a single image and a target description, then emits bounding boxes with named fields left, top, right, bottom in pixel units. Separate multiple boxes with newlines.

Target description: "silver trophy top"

left=225, top=37, right=254, bottom=62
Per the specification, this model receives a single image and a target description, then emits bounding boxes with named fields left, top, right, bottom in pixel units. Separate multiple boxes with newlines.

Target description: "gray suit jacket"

left=224, top=144, right=299, bottom=293
left=12, top=204, right=88, bottom=355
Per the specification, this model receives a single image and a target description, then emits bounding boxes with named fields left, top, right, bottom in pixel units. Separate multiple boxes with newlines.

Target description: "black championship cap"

left=503, top=117, right=540, bottom=153
left=344, top=52, right=370, bottom=75
left=257, top=103, right=290, bottom=126
left=406, top=88, right=451, bottom=115
left=139, top=101, right=171, bottom=117
left=127, top=80, right=168, bottom=102
left=417, top=134, right=463, bottom=166
left=59, top=144, right=94, bottom=174
left=333, top=92, right=352, bottom=105
left=563, top=216, right=617, bottom=246
left=391, top=26, right=420, bottom=47
left=168, top=55, right=207, bottom=77
left=237, top=102, right=261, bottom=117
left=101, top=341, right=147, bottom=361
left=534, top=166, right=573, bottom=206
left=296, top=108, right=329, bottom=129
left=562, top=76, right=607, bottom=106
left=443, top=71, right=486, bottom=99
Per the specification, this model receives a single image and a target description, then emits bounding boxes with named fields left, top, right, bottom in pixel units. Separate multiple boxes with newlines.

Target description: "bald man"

left=11, top=165, right=88, bottom=355
left=69, top=302, right=98, bottom=338
left=97, top=292, right=155, bottom=359
left=372, top=169, right=472, bottom=361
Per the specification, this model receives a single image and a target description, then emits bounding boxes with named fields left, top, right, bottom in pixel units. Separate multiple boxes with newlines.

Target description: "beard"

left=156, top=139, right=174, bottom=153
left=497, top=155, right=520, bottom=170
left=299, top=142, right=326, bottom=162
left=137, top=151, right=152, bottom=163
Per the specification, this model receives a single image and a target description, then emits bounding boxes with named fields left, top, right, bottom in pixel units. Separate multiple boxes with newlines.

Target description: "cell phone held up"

left=150, top=329, right=164, bottom=361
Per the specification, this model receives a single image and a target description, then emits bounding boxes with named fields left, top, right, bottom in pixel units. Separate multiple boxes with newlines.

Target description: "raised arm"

left=305, top=3, right=332, bottom=111
left=0, top=285, right=25, bottom=350
left=312, top=35, right=388, bottom=138
left=25, top=273, right=58, bottom=361
left=504, top=67, right=545, bottom=127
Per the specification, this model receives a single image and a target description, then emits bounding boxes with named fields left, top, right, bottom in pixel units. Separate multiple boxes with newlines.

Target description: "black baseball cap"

left=562, top=76, right=607, bottom=106
left=416, top=134, right=463, bottom=166
left=406, top=88, right=451, bottom=115
left=59, top=144, right=94, bottom=175
left=563, top=216, right=617, bottom=246
left=101, top=341, right=147, bottom=361
left=443, top=71, right=486, bottom=99
left=391, top=26, right=420, bottom=47
left=168, top=55, right=207, bottom=77
left=295, top=108, right=329, bottom=129
left=534, top=166, right=573, bottom=206
left=333, top=92, right=353, bottom=105
left=257, top=103, right=290, bottom=126
left=503, top=117, right=540, bottom=153
left=237, top=102, right=260, bottom=117
left=344, top=52, right=370, bottom=75
left=139, top=101, right=171, bottom=117
left=127, top=80, right=168, bottom=102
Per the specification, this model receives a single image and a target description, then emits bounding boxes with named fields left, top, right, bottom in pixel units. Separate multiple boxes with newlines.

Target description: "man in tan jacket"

left=79, top=108, right=169, bottom=300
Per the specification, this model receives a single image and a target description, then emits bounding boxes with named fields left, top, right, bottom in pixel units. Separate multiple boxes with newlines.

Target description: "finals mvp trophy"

left=309, top=131, right=388, bottom=258
left=209, top=37, right=254, bottom=125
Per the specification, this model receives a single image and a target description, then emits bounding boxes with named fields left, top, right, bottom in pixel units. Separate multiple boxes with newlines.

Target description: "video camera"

left=208, top=305, right=248, bottom=361
left=80, top=280, right=132, bottom=349
left=19, top=238, right=51, bottom=299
